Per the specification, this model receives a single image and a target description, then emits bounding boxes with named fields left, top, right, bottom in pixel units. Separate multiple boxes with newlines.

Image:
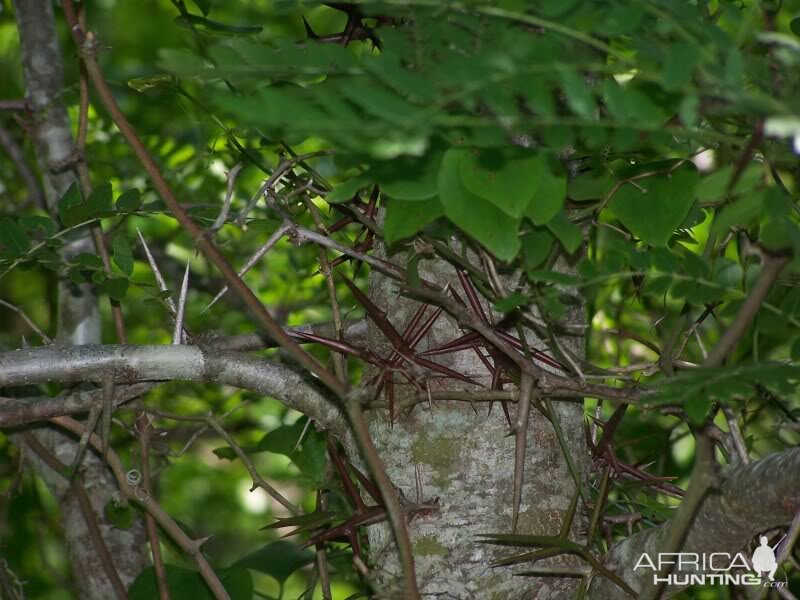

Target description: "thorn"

left=100, top=370, right=115, bottom=456
left=70, top=404, right=102, bottom=475
left=201, top=223, right=290, bottom=314
left=189, top=535, right=213, bottom=553
left=302, top=16, right=318, bottom=39
left=20, top=335, right=29, bottom=349
left=173, top=260, right=190, bottom=345
left=137, top=228, right=177, bottom=314
left=512, top=373, right=534, bottom=533
left=294, top=417, right=312, bottom=452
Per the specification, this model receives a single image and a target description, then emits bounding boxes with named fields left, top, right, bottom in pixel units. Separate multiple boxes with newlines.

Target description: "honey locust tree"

left=1, top=1, right=800, bottom=599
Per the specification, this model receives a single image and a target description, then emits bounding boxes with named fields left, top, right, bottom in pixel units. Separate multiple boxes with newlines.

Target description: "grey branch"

left=588, top=447, right=800, bottom=598
left=0, top=344, right=349, bottom=440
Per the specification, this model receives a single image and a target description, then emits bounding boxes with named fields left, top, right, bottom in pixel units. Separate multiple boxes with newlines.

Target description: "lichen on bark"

left=361, top=228, right=588, bottom=599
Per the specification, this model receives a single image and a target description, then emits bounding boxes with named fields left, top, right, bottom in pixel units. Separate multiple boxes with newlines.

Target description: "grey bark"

left=362, top=237, right=588, bottom=599
left=0, top=344, right=349, bottom=444
left=12, top=0, right=147, bottom=595
left=588, top=447, right=800, bottom=599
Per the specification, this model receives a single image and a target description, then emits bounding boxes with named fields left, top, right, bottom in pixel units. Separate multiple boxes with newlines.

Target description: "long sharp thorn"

left=340, top=275, right=412, bottom=354
left=327, top=441, right=365, bottom=510
left=411, top=356, right=480, bottom=386
left=173, top=260, right=190, bottom=345
left=457, top=270, right=489, bottom=323
left=100, top=370, right=115, bottom=457
left=137, top=228, right=177, bottom=314
left=418, top=331, right=481, bottom=357
left=302, top=16, right=319, bottom=39
left=407, top=306, right=444, bottom=349
left=70, top=404, right=101, bottom=475
left=201, top=223, right=290, bottom=314
left=291, top=331, right=381, bottom=365
left=384, top=303, right=429, bottom=366
left=348, top=462, right=382, bottom=506
left=388, top=376, right=395, bottom=427
left=512, top=373, right=534, bottom=533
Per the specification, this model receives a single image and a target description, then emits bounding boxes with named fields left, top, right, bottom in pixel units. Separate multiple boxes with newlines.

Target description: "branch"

left=703, top=254, right=790, bottom=367
left=0, top=345, right=349, bottom=440
left=588, top=447, right=800, bottom=598
left=51, top=416, right=231, bottom=600
left=0, top=320, right=367, bottom=427
left=59, top=0, right=347, bottom=398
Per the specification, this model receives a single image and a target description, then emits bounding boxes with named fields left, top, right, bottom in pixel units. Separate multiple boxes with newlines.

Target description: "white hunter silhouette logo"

left=634, top=536, right=787, bottom=588
left=751, top=536, right=778, bottom=581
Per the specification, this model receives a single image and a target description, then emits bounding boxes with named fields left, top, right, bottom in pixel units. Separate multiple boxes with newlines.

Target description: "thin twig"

left=204, top=414, right=300, bottom=514
left=0, top=299, right=53, bottom=343
left=201, top=222, right=291, bottom=314
left=23, top=433, right=128, bottom=600
left=59, top=2, right=347, bottom=398
left=210, top=162, right=242, bottom=236
left=637, top=433, right=716, bottom=600
left=704, top=254, right=789, bottom=367
left=50, top=415, right=231, bottom=600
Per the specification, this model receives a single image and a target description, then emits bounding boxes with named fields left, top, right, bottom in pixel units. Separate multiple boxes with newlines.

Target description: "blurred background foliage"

left=0, top=0, right=799, bottom=598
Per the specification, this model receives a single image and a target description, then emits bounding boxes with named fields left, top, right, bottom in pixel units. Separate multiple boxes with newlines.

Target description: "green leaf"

left=525, top=156, right=566, bottom=225
left=86, top=182, right=114, bottom=217
left=560, top=70, right=595, bottom=119
left=18, top=215, right=57, bottom=237
left=791, top=17, right=800, bottom=37
left=326, top=175, right=371, bottom=204
left=546, top=212, right=582, bottom=254
left=112, top=234, right=134, bottom=276
left=494, top=292, right=529, bottom=313
left=372, top=152, right=442, bottom=201
left=104, top=499, right=135, bottom=529
left=233, top=540, right=314, bottom=583
left=74, top=252, right=104, bottom=270
left=710, top=190, right=765, bottom=236
left=458, top=148, right=542, bottom=218
left=0, top=218, right=31, bottom=258
left=521, top=227, right=554, bottom=270
left=116, top=188, right=142, bottom=212
left=102, top=277, right=129, bottom=301
left=128, top=74, right=175, bottom=93
left=58, top=182, right=85, bottom=227
left=439, top=148, right=521, bottom=261
left=662, top=42, right=699, bottom=91
left=130, top=565, right=252, bottom=600
left=608, top=164, right=700, bottom=246
left=191, top=0, right=211, bottom=16
left=255, top=420, right=326, bottom=483
left=384, top=198, right=444, bottom=245
left=567, top=169, right=615, bottom=202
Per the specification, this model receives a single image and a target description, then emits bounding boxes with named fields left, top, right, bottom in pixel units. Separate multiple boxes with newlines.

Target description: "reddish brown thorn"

left=457, top=270, right=489, bottom=323
left=348, top=461, right=383, bottom=506
left=410, top=356, right=480, bottom=386
left=365, top=185, right=379, bottom=219
left=340, top=275, right=413, bottom=355
left=388, top=376, right=395, bottom=427
left=418, top=331, right=482, bottom=357
left=291, top=330, right=382, bottom=366
left=328, top=441, right=365, bottom=510
left=407, top=306, right=444, bottom=350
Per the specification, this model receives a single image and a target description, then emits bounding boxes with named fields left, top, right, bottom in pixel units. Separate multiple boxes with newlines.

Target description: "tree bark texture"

left=12, top=1, right=148, bottom=596
left=362, top=234, right=588, bottom=599
left=588, top=447, right=800, bottom=599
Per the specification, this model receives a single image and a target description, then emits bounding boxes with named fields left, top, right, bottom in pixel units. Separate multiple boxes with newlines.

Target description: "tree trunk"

left=363, top=234, right=587, bottom=599
left=13, top=1, right=148, bottom=596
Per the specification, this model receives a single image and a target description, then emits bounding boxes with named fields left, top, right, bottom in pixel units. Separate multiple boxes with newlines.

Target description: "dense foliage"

left=1, top=0, right=800, bottom=598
